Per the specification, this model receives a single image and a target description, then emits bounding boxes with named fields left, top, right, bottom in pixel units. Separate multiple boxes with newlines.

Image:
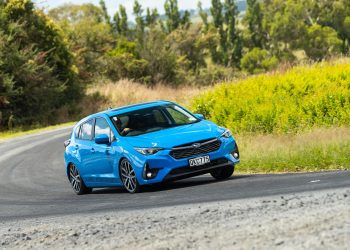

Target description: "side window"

left=95, top=117, right=112, bottom=140
left=153, top=109, right=167, bottom=123
left=74, top=126, right=80, bottom=138
left=79, top=119, right=94, bottom=140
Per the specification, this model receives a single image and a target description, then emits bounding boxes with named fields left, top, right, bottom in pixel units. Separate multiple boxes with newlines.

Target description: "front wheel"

left=120, top=159, right=141, bottom=193
left=69, top=164, right=92, bottom=195
left=210, top=165, right=234, bottom=180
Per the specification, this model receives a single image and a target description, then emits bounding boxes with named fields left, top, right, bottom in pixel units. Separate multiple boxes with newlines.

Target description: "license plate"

left=189, top=155, right=210, bottom=167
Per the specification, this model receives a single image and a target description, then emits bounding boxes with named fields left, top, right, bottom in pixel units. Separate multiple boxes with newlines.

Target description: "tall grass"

left=237, top=127, right=350, bottom=173
left=87, top=79, right=205, bottom=109
left=192, top=59, right=350, bottom=134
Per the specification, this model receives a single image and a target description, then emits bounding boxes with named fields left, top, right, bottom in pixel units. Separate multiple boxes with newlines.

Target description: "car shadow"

left=91, top=174, right=253, bottom=194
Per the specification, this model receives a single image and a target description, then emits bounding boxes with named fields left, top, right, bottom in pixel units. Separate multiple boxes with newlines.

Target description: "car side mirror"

left=194, top=113, right=205, bottom=120
left=95, top=134, right=110, bottom=145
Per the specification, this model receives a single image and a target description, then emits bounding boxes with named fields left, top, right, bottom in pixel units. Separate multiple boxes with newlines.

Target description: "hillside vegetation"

left=192, top=60, right=350, bottom=134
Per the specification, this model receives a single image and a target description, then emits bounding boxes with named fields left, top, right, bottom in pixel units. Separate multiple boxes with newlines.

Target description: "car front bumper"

left=129, top=137, right=240, bottom=185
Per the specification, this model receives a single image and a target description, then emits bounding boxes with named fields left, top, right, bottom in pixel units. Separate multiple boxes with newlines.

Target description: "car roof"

left=101, top=100, right=174, bottom=117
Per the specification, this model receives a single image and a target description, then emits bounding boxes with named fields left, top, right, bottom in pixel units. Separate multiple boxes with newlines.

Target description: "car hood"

left=123, top=120, right=225, bottom=149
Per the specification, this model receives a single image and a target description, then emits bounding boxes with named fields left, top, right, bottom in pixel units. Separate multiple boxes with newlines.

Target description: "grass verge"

left=236, top=126, right=350, bottom=173
left=0, top=122, right=75, bottom=141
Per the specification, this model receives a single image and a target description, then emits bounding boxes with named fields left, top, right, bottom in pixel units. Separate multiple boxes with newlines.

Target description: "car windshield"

left=111, top=104, right=199, bottom=137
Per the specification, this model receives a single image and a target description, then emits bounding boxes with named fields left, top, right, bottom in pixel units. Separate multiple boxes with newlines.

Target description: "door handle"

left=91, top=148, right=95, bottom=153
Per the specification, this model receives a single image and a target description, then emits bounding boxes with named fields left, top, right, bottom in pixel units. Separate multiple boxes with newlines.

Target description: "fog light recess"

left=143, top=163, right=160, bottom=179
left=231, top=143, right=240, bottom=159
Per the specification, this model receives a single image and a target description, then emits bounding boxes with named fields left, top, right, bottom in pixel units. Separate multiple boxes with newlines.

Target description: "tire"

left=119, top=158, right=141, bottom=193
left=210, top=165, right=234, bottom=180
left=68, top=164, right=92, bottom=195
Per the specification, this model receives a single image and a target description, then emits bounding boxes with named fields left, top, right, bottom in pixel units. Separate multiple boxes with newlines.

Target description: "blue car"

left=64, top=101, right=240, bottom=194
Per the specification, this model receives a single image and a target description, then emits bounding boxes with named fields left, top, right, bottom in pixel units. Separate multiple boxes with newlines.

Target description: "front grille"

left=170, top=138, right=221, bottom=159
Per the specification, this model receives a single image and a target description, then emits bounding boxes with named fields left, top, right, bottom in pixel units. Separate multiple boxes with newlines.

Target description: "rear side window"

left=78, top=119, right=94, bottom=140
left=95, top=117, right=112, bottom=139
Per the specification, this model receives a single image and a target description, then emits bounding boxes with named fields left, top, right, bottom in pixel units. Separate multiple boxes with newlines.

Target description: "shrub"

left=240, top=48, right=278, bottom=74
left=241, top=48, right=278, bottom=73
left=303, top=24, right=342, bottom=61
left=192, top=60, right=350, bottom=134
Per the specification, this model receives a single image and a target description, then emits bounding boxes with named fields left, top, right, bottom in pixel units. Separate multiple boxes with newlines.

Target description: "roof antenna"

left=107, top=106, right=113, bottom=110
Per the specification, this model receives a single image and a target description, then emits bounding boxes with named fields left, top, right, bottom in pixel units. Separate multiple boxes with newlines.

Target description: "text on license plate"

left=189, top=155, right=210, bottom=167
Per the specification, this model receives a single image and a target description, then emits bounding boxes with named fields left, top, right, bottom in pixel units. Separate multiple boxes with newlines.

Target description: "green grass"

left=0, top=122, right=76, bottom=141
left=236, top=127, right=350, bottom=173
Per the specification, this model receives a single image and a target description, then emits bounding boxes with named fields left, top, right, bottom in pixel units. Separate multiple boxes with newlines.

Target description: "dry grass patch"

left=88, top=79, right=205, bottom=110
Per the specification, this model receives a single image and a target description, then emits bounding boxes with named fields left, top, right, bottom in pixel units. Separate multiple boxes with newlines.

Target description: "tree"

left=99, top=0, right=111, bottom=26
left=113, top=5, right=128, bottom=37
left=198, top=1, right=208, bottom=32
left=49, top=3, right=114, bottom=79
left=107, top=38, right=148, bottom=82
left=303, top=24, right=342, bottom=61
left=1, top=0, right=82, bottom=129
left=210, top=0, right=225, bottom=48
left=312, top=0, right=350, bottom=53
left=168, top=25, right=208, bottom=73
left=145, top=8, right=159, bottom=27
left=133, top=0, right=145, bottom=43
left=164, top=0, right=189, bottom=33
left=224, top=0, right=242, bottom=67
left=244, top=0, right=266, bottom=49
left=240, top=48, right=278, bottom=74
left=140, top=27, right=178, bottom=84
left=262, top=0, right=308, bottom=58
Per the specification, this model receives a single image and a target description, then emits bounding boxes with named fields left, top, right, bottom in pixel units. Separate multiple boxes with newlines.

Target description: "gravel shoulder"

left=1, top=188, right=349, bottom=250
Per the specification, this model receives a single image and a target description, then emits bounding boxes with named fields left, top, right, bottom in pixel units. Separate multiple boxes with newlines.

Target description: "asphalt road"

left=0, top=127, right=349, bottom=222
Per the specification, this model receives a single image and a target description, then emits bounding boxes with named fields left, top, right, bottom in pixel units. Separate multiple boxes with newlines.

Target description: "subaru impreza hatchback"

left=64, top=101, right=240, bottom=194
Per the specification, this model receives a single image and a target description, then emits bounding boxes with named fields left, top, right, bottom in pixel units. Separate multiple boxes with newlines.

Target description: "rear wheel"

left=120, top=159, right=141, bottom=193
left=210, top=165, right=234, bottom=180
left=69, top=164, right=92, bottom=195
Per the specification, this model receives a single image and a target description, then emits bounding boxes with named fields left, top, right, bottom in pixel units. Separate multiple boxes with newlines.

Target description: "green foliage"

left=107, top=38, right=148, bottom=82
left=241, top=48, right=278, bottom=74
left=145, top=8, right=159, bottom=27
left=168, top=25, right=208, bottom=73
left=164, top=0, right=182, bottom=33
left=244, top=0, right=265, bottom=49
left=198, top=1, right=208, bottom=31
left=113, top=5, right=128, bottom=37
left=133, top=0, right=145, bottom=43
left=209, top=0, right=242, bottom=67
left=2, top=0, right=350, bottom=132
left=314, top=0, right=350, bottom=53
left=192, top=60, right=350, bottom=134
left=140, top=28, right=178, bottom=84
left=224, top=0, right=242, bottom=67
left=48, top=3, right=114, bottom=80
left=303, top=25, right=342, bottom=61
left=99, top=0, right=111, bottom=26
left=0, top=0, right=82, bottom=130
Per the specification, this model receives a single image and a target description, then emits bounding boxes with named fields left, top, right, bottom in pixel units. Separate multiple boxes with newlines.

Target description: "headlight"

left=135, top=147, right=163, bottom=155
left=221, top=129, right=232, bottom=138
